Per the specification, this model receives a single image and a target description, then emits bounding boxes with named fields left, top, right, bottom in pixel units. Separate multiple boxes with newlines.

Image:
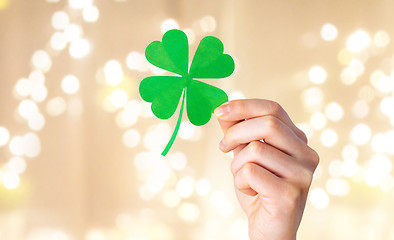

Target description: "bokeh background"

left=1, top=0, right=394, bottom=239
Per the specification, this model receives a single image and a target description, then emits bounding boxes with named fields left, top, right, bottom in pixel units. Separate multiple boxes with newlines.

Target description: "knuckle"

left=267, top=100, right=285, bottom=116
left=306, top=147, right=320, bottom=170
left=295, top=168, right=314, bottom=188
left=280, top=185, right=302, bottom=209
left=240, top=162, right=256, bottom=180
left=262, top=115, right=281, bottom=132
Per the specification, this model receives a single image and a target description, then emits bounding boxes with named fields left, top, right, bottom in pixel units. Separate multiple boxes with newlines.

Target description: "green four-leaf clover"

left=139, top=29, right=234, bottom=156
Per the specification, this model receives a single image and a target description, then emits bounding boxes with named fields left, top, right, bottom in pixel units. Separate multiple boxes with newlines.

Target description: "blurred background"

left=1, top=0, right=394, bottom=239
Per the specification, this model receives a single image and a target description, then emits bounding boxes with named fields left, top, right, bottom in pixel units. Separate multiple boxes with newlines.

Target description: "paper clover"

left=139, top=29, right=235, bottom=156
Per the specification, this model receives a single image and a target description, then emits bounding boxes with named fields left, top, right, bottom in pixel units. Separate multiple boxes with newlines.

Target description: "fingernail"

left=219, top=139, right=226, bottom=150
left=214, top=103, right=230, bottom=118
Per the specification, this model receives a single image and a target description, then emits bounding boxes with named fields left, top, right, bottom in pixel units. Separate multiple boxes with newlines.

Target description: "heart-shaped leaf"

left=145, top=29, right=189, bottom=76
left=186, top=80, right=228, bottom=126
left=139, top=76, right=185, bottom=119
left=189, top=36, right=235, bottom=79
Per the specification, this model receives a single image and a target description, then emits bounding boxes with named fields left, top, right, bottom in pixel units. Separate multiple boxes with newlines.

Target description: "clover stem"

left=161, top=90, right=186, bottom=156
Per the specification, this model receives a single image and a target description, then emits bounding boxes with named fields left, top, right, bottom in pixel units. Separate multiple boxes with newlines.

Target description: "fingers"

left=220, top=115, right=306, bottom=158
left=231, top=141, right=305, bottom=179
left=215, top=99, right=307, bottom=143
left=234, top=162, right=284, bottom=197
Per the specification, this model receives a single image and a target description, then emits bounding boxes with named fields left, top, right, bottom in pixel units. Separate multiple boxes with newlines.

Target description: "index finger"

left=214, top=99, right=307, bottom=143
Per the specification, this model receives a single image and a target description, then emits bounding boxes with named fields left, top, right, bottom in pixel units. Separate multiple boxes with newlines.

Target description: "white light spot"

left=0, top=127, right=10, bottom=147
left=51, top=11, right=69, bottom=30
left=177, top=202, right=200, bottom=222
left=324, top=102, right=344, bottom=122
left=320, top=128, right=338, bottom=147
left=50, top=32, right=68, bottom=50
left=46, top=97, right=67, bottom=116
left=309, top=65, right=327, bottom=84
left=161, top=19, right=179, bottom=33
left=350, top=123, right=371, bottom=146
left=64, top=24, right=83, bottom=42
left=23, top=132, right=41, bottom=158
left=3, top=172, right=20, bottom=189
left=373, top=30, right=390, bottom=48
left=310, top=112, right=327, bottom=130
left=68, top=0, right=92, bottom=9
left=321, top=23, right=338, bottom=41
left=169, top=152, right=187, bottom=170
left=110, top=89, right=128, bottom=108
left=61, top=75, right=80, bottom=94
left=32, top=50, right=52, bottom=72
left=346, top=30, right=371, bottom=52
left=196, top=178, right=211, bottom=196
left=83, top=5, right=99, bottom=22
left=28, top=113, right=45, bottom=131
left=18, top=100, right=39, bottom=119
left=69, top=39, right=90, bottom=58
left=176, top=176, right=194, bottom=198
left=104, top=60, right=123, bottom=86
left=122, top=128, right=140, bottom=148
left=309, top=188, right=329, bottom=209
left=200, top=15, right=216, bottom=33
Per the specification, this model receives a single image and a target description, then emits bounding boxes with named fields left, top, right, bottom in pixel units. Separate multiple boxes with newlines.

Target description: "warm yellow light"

left=380, top=97, right=394, bottom=117
left=110, top=89, right=128, bottom=108
left=14, top=78, right=33, bottom=97
left=341, top=159, right=359, bottom=177
left=177, top=202, right=200, bottom=222
left=161, top=19, right=179, bottom=33
left=349, top=59, right=365, bottom=76
left=104, top=60, right=124, bottom=86
left=309, top=188, right=330, bottom=209
left=308, top=65, right=327, bottom=84
left=2, top=172, right=20, bottom=190
left=0, top=0, right=9, bottom=10
left=210, top=191, right=234, bottom=217
left=69, top=38, right=90, bottom=58
left=340, top=67, right=357, bottom=85
left=162, top=190, right=181, bottom=208
left=320, top=23, right=338, bottom=41
left=9, top=136, right=24, bottom=156
left=373, top=30, right=391, bottom=48
left=126, top=51, right=146, bottom=71
left=346, top=30, right=371, bottom=52
left=62, top=75, right=80, bottom=94
left=337, top=48, right=354, bottom=65
left=320, top=128, right=338, bottom=147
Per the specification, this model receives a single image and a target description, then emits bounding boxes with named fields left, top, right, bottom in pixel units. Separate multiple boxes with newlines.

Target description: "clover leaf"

left=139, top=29, right=234, bottom=156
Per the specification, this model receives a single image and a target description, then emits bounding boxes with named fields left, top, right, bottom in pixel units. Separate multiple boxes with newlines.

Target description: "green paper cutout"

left=139, top=29, right=235, bottom=156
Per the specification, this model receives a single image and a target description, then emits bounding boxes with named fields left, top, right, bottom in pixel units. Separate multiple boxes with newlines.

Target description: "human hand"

left=215, top=99, right=319, bottom=240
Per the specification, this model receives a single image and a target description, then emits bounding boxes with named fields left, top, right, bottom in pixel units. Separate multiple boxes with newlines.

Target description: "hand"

left=215, top=99, right=319, bottom=240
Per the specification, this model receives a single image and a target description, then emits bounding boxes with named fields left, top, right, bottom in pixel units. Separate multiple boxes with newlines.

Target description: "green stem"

left=161, top=90, right=186, bottom=156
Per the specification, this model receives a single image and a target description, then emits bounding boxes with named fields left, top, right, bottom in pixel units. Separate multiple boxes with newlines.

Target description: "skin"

left=214, top=99, right=319, bottom=240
